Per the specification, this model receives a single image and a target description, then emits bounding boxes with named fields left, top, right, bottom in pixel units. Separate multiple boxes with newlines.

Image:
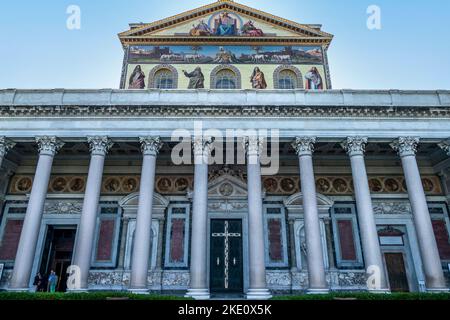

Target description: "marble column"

left=71, top=136, right=113, bottom=291
left=129, top=137, right=162, bottom=293
left=342, top=137, right=389, bottom=292
left=9, top=136, right=64, bottom=291
left=0, top=137, right=15, bottom=169
left=244, top=136, right=272, bottom=300
left=186, top=136, right=212, bottom=300
left=391, top=137, right=447, bottom=292
left=292, top=137, right=328, bottom=294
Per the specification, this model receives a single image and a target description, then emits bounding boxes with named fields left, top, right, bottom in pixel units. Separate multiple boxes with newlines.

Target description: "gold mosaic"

left=8, top=174, right=442, bottom=196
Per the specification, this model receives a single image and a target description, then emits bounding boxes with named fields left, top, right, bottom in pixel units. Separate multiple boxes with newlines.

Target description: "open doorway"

left=39, top=226, right=77, bottom=292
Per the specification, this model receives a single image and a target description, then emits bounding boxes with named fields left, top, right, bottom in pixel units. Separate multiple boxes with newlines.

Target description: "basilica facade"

left=0, top=0, right=449, bottom=299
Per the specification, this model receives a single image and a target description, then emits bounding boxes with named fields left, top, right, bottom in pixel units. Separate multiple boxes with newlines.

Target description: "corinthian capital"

left=291, top=137, right=316, bottom=156
left=438, top=139, right=450, bottom=157
left=0, top=137, right=16, bottom=157
left=341, top=137, right=368, bottom=157
left=390, top=137, right=419, bottom=157
left=36, top=136, right=64, bottom=156
left=139, top=136, right=163, bottom=156
left=193, top=136, right=213, bottom=156
left=87, top=136, right=113, bottom=156
left=243, top=136, right=264, bottom=157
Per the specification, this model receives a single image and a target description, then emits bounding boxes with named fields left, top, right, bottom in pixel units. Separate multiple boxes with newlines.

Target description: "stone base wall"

left=87, top=270, right=190, bottom=291
left=267, top=269, right=367, bottom=292
left=3, top=268, right=445, bottom=292
left=0, top=269, right=12, bottom=290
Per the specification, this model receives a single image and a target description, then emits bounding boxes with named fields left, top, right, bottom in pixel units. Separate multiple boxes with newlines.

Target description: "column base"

left=368, top=288, right=391, bottom=294
left=426, top=287, right=450, bottom=293
left=246, top=289, right=272, bottom=300
left=128, top=288, right=150, bottom=295
left=307, top=288, right=330, bottom=295
left=185, top=289, right=210, bottom=300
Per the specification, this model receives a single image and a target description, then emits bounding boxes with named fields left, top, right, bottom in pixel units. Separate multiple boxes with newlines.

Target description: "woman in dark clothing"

left=33, top=273, right=43, bottom=292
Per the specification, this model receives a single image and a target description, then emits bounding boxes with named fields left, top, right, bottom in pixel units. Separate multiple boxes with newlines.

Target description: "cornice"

left=2, top=104, right=450, bottom=119
left=1, top=89, right=448, bottom=108
left=119, top=36, right=332, bottom=47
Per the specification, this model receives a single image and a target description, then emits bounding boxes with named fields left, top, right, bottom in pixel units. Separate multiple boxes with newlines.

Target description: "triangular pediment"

left=208, top=174, right=248, bottom=199
left=119, top=0, right=332, bottom=45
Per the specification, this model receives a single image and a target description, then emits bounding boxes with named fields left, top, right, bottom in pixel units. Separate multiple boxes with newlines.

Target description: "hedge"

left=0, top=291, right=192, bottom=300
left=0, top=291, right=449, bottom=300
left=272, top=292, right=450, bottom=300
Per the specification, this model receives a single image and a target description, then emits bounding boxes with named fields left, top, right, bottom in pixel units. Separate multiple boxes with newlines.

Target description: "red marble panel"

left=96, top=219, right=115, bottom=261
left=432, top=219, right=450, bottom=260
left=337, top=219, right=357, bottom=261
left=170, top=219, right=185, bottom=263
left=0, top=219, right=24, bottom=260
left=268, top=219, right=283, bottom=262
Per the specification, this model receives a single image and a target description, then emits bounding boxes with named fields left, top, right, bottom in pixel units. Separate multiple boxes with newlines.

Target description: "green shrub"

left=0, top=291, right=192, bottom=300
left=1, top=291, right=449, bottom=300
left=271, top=292, right=450, bottom=300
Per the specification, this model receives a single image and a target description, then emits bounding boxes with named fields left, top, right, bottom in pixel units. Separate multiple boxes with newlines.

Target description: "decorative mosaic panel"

left=8, top=174, right=442, bottom=196
left=8, top=175, right=194, bottom=195
left=102, top=176, right=140, bottom=194
left=261, top=175, right=442, bottom=196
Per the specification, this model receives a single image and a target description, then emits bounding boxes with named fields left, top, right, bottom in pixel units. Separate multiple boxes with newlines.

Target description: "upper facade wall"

left=118, top=1, right=333, bottom=90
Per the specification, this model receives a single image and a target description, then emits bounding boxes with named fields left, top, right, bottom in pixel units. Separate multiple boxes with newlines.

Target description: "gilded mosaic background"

left=8, top=175, right=443, bottom=196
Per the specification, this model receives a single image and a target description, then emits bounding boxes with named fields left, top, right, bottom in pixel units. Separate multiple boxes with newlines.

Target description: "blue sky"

left=0, top=0, right=449, bottom=90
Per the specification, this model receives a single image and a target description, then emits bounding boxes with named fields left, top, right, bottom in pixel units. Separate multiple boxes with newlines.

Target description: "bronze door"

left=210, top=219, right=243, bottom=293
left=384, top=252, right=410, bottom=292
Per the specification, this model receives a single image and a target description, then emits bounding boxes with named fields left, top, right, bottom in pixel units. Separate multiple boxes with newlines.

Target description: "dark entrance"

left=210, top=219, right=243, bottom=293
left=384, top=252, right=410, bottom=292
left=39, top=226, right=76, bottom=292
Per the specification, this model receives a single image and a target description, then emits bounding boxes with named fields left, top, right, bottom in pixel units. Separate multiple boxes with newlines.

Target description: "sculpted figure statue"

left=183, top=67, right=205, bottom=89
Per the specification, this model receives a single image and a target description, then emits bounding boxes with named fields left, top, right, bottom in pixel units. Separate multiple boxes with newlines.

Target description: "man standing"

left=48, top=270, right=58, bottom=293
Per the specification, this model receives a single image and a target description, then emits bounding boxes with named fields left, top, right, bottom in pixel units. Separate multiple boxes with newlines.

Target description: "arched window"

left=215, top=69, right=237, bottom=89
left=210, top=65, right=242, bottom=89
left=154, top=69, right=174, bottom=89
left=273, top=66, right=303, bottom=89
left=148, top=65, right=178, bottom=89
left=278, top=70, right=297, bottom=89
